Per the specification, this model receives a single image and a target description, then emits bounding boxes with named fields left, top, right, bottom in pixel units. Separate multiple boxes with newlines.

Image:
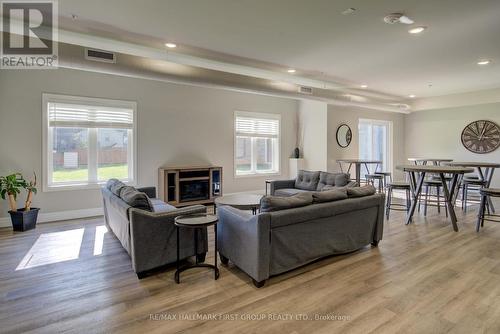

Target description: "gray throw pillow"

left=120, top=186, right=153, bottom=211
left=110, top=180, right=126, bottom=196
left=295, top=170, right=320, bottom=191
left=260, top=192, right=313, bottom=212
left=334, top=173, right=350, bottom=187
left=312, top=188, right=348, bottom=203
left=347, top=185, right=376, bottom=198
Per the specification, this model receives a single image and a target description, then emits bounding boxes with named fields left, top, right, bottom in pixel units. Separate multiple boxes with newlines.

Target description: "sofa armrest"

left=136, top=186, right=156, bottom=198
left=217, top=206, right=271, bottom=282
left=128, top=205, right=207, bottom=273
left=269, top=179, right=296, bottom=195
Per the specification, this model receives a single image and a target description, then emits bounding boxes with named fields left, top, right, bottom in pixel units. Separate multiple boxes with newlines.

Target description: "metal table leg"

left=439, top=173, right=459, bottom=232
left=355, top=163, right=361, bottom=185
left=406, top=171, right=426, bottom=225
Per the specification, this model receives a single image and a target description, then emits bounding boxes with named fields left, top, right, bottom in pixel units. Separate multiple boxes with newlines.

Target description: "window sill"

left=234, top=172, right=281, bottom=179
left=43, top=180, right=136, bottom=192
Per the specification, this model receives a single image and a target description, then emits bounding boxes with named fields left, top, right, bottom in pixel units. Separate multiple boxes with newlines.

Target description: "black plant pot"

left=9, top=208, right=40, bottom=232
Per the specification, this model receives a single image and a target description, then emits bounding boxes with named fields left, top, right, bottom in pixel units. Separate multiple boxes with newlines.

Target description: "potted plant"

left=0, top=172, right=39, bottom=231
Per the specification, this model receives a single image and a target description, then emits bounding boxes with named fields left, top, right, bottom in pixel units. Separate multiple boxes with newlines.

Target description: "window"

left=358, top=119, right=393, bottom=173
left=234, top=111, right=280, bottom=176
left=42, top=94, right=137, bottom=191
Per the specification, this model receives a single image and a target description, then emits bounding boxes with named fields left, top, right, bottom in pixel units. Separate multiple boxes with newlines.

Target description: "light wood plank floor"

left=2, top=200, right=500, bottom=334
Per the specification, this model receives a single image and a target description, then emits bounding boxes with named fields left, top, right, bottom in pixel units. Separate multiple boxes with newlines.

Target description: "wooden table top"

left=407, top=158, right=454, bottom=162
left=396, top=165, right=475, bottom=174
left=447, top=162, right=500, bottom=168
left=215, top=194, right=263, bottom=208
left=336, top=159, right=382, bottom=164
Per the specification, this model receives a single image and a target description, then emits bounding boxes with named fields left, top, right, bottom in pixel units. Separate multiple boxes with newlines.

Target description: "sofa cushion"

left=316, top=172, right=350, bottom=190
left=120, top=186, right=153, bottom=211
left=260, top=192, right=313, bottom=212
left=347, top=185, right=376, bottom=198
left=110, top=180, right=127, bottom=196
left=150, top=198, right=177, bottom=213
left=106, top=178, right=119, bottom=190
left=274, top=188, right=308, bottom=197
left=312, top=188, right=348, bottom=203
left=294, top=170, right=320, bottom=191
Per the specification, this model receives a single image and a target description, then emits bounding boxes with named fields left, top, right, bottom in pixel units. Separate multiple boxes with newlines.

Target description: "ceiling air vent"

left=85, top=48, right=116, bottom=63
left=298, top=86, right=313, bottom=95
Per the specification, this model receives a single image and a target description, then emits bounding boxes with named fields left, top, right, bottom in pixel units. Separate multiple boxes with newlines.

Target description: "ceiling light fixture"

left=165, top=43, right=177, bottom=48
left=342, top=8, right=356, bottom=15
left=287, top=69, right=296, bottom=73
left=408, top=94, right=416, bottom=98
left=360, top=84, right=368, bottom=89
left=408, top=26, right=426, bottom=34
left=477, top=59, right=491, bottom=65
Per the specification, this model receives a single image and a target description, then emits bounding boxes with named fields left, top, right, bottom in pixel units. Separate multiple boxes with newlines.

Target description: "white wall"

left=0, top=69, right=298, bottom=219
left=405, top=102, right=500, bottom=187
left=327, top=105, right=406, bottom=179
left=298, top=99, right=328, bottom=171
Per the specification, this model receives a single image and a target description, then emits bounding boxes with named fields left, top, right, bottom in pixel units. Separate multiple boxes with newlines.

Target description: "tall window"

left=234, top=111, right=280, bottom=176
left=358, top=119, right=392, bottom=173
left=43, top=94, right=136, bottom=191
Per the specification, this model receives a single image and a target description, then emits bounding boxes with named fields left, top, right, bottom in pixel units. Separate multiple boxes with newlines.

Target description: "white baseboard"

left=0, top=207, right=103, bottom=228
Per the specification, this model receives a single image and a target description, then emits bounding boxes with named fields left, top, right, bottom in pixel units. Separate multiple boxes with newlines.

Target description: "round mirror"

left=336, top=124, right=352, bottom=148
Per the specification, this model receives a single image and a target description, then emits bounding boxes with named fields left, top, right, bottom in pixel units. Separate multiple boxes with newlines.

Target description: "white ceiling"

left=59, top=0, right=500, bottom=98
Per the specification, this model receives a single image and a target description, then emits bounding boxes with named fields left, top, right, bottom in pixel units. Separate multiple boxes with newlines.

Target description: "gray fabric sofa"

left=217, top=187, right=385, bottom=287
left=270, top=170, right=357, bottom=196
left=101, top=179, right=208, bottom=278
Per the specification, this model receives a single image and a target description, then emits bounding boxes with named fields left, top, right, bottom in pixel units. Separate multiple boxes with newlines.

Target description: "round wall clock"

left=461, top=120, right=500, bottom=154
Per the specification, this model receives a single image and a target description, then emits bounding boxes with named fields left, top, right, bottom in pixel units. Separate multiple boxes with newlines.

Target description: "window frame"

left=42, top=93, right=137, bottom=192
left=358, top=118, right=393, bottom=174
left=233, top=111, right=281, bottom=178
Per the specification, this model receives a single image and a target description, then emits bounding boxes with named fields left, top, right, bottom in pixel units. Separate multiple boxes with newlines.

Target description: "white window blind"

left=48, top=102, right=134, bottom=129
left=235, top=116, right=279, bottom=138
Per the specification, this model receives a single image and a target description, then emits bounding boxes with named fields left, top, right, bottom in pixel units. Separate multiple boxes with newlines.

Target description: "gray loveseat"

left=217, top=186, right=385, bottom=287
left=270, top=170, right=357, bottom=196
left=101, top=179, right=208, bottom=278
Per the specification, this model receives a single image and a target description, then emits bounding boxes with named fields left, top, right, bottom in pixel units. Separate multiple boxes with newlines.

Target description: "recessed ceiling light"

left=342, top=8, right=356, bottom=15
left=165, top=43, right=177, bottom=48
left=477, top=60, right=491, bottom=65
left=408, top=26, right=426, bottom=34
left=287, top=69, right=296, bottom=73
left=360, top=84, right=368, bottom=89
left=408, top=94, right=416, bottom=98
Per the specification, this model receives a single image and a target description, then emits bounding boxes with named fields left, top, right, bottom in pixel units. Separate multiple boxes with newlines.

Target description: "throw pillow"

left=120, top=186, right=154, bottom=211
left=347, top=185, right=376, bottom=198
left=312, top=188, right=348, bottom=203
left=334, top=173, right=350, bottom=187
left=260, top=192, right=313, bottom=212
left=110, top=180, right=126, bottom=196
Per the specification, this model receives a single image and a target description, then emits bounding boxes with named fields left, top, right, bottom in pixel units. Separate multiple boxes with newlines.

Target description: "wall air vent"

left=85, top=48, right=116, bottom=63
left=298, top=86, right=313, bottom=95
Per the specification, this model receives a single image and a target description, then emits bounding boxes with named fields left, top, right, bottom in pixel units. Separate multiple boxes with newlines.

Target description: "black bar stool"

left=375, top=171, right=392, bottom=189
left=385, top=181, right=411, bottom=220
left=477, top=188, right=500, bottom=232
left=420, top=180, right=448, bottom=217
left=462, top=177, right=487, bottom=212
left=366, top=174, right=384, bottom=193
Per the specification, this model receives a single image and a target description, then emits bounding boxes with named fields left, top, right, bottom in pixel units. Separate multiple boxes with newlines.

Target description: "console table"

left=397, top=165, right=474, bottom=232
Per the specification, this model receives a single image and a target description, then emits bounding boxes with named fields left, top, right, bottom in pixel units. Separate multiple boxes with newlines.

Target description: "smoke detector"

left=383, top=13, right=414, bottom=25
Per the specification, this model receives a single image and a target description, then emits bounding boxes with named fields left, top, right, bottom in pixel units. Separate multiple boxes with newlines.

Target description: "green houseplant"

left=0, top=173, right=39, bottom=231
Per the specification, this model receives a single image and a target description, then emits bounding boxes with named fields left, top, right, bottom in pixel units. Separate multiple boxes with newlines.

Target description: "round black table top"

left=174, top=213, right=218, bottom=228
left=407, top=158, right=454, bottom=162
left=215, top=194, right=262, bottom=210
left=447, top=161, right=500, bottom=168
left=396, top=165, right=475, bottom=174
left=336, top=159, right=381, bottom=164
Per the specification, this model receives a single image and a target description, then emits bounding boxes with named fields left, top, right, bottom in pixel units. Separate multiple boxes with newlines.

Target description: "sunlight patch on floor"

left=16, top=228, right=85, bottom=270
left=93, top=225, right=108, bottom=256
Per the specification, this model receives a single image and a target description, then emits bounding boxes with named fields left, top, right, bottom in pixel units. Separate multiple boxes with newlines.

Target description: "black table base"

left=175, top=224, right=219, bottom=284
